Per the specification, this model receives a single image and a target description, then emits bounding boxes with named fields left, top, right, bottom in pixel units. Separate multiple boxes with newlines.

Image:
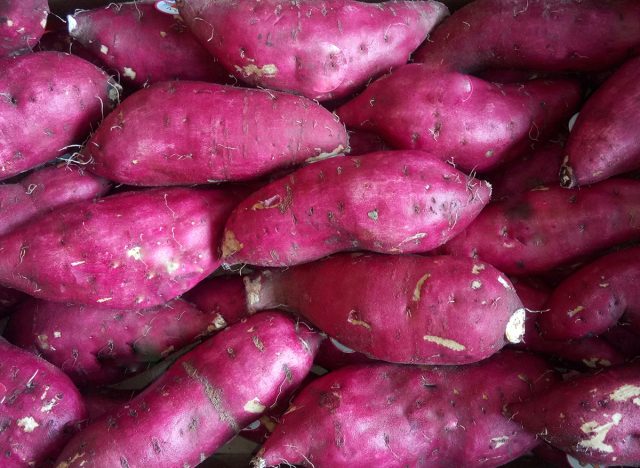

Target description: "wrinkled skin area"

left=562, top=56, right=640, bottom=187
left=414, top=0, right=640, bottom=74
left=223, top=151, right=491, bottom=267
left=0, top=0, right=49, bottom=57
left=84, top=81, right=348, bottom=185
left=247, top=253, right=525, bottom=365
left=539, top=246, right=640, bottom=340
left=255, top=350, right=556, bottom=468
left=178, top=0, right=449, bottom=100
left=0, top=187, right=238, bottom=309
left=509, top=364, right=640, bottom=465
left=0, top=52, right=117, bottom=181
left=68, top=3, right=229, bottom=87
left=55, top=312, right=321, bottom=468
left=0, top=164, right=111, bottom=237
left=443, top=179, right=640, bottom=275
left=336, top=64, right=581, bottom=172
left=0, top=338, right=86, bottom=467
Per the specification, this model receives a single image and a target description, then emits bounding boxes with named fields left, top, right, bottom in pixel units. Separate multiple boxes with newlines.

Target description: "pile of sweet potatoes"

left=0, top=0, right=639, bottom=466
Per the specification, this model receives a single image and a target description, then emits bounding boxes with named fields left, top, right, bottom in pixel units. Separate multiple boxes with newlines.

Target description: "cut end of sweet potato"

left=221, top=229, right=243, bottom=258
left=505, top=308, right=526, bottom=344
left=559, top=156, right=577, bottom=188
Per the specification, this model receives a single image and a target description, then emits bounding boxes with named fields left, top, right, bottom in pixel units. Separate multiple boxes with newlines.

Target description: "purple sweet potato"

left=561, top=56, right=640, bottom=187
left=0, top=337, right=86, bottom=467
left=67, top=3, right=229, bottom=87
left=82, top=81, right=348, bottom=186
left=442, top=179, right=640, bottom=275
left=246, top=253, right=526, bottom=365
left=336, top=64, right=581, bottom=172
left=0, top=187, right=238, bottom=309
left=414, top=0, right=640, bottom=74
left=182, top=275, right=249, bottom=330
left=253, top=350, right=556, bottom=467
left=539, top=246, right=640, bottom=341
left=0, top=0, right=49, bottom=57
left=509, top=364, right=640, bottom=465
left=346, top=129, right=390, bottom=156
left=0, top=163, right=110, bottom=237
left=0, top=51, right=118, bottom=181
left=222, top=151, right=492, bottom=267
left=83, top=389, right=136, bottom=421
left=54, top=311, right=321, bottom=468
left=178, top=0, right=449, bottom=101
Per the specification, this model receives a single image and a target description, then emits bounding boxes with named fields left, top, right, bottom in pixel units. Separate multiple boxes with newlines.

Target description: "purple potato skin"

left=84, top=81, right=348, bottom=186
left=178, top=0, right=449, bottom=100
left=443, top=179, right=640, bottom=275
left=0, top=0, right=49, bottom=57
left=0, top=187, right=239, bottom=310
left=246, top=253, right=526, bottom=365
left=54, top=312, right=322, bottom=468
left=254, top=350, right=556, bottom=468
left=336, top=64, right=581, bottom=172
left=561, top=56, right=640, bottom=187
left=222, top=151, right=492, bottom=267
left=414, top=0, right=640, bottom=74
left=0, top=51, right=118, bottom=181
left=0, top=338, right=87, bottom=467
left=182, top=275, right=249, bottom=328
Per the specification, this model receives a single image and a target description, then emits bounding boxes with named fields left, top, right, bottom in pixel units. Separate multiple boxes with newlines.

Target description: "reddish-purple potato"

left=561, top=56, right=640, bottom=187
left=83, top=81, right=348, bottom=186
left=0, top=0, right=49, bottom=57
left=0, top=338, right=86, bottom=467
left=254, top=350, right=556, bottom=467
left=414, top=0, right=640, bottom=74
left=246, top=253, right=526, bottom=365
left=336, top=64, right=581, bottom=172
left=83, top=389, right=137, bottom=421
left=222, top=151, right=492, bottom=267
left=443, top=179, right=640, bottom=275
left=346, top=130, right=390, bottom=156
left=182, top=275, right=249, bottom=329
left=178, top=0, right=449, bottom=100
left=55, top=312, right=322, bottom=468
left=0, top=187, right=238, bottom=309
left=0, top=52, right=118, bottom=181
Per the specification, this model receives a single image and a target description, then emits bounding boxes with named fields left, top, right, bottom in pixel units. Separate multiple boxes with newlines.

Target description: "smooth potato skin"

left=414, top=0, right=640, bottom=74
left=509, top=364, right=640, bottom=465
left=0, top=0, right=49, bottom=57
left=562, top=56, right=640, bottom=187
left=247, top=253, right=525, bottom=365
left=0, top=187, right=238, bottom=309
left=255, top=350, right=556, bottom=468
left=54, top=312, right=321, bottom=468
left=443, top=179, right=640, bottom=275
left=336, top=64, right=581, bottom=172
left=84, top=81, right=348, bottom=185
left=222, top=151, right=491, bottom=267
left=0, top=338, right=86, bottom=467
left=178, top=0, right=449, bottom=100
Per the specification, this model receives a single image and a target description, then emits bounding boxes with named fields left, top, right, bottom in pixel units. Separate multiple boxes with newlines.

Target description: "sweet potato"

left=67, top=3, right=229, bottom=88
left=336, top=64, right=581, bottom=172
left=83, top=389, right=136, bottom=421
left=538, top=246, right=640, bottom=341
left=346, top=130, right=390, bottom=156
left=443, top=179, right=640, bottom=275
left=253, top=350, right=556, bottom=467
left=0, top=187, right=238, bottom=309
left=222, top=151, right=492, bottom=267
left=182, top=275, right=249, bottom=330
left=54, top=312, right=321, bottom=468
left=82, top=81, right=348, bottom=186
left=561, top=56, right=640, bottom=187
left=0, top=0, right=49, bottom=57
left=509, top=364, right=640, bottom=465
left=246, top=253, right=526, bottom=365
left=178, top=0, right=449, bottom=101
left=414, top=0, right=640, bottom=74
left=0, top=51, right=118, bottom=181
left=0, top=337, right=86, bottom=467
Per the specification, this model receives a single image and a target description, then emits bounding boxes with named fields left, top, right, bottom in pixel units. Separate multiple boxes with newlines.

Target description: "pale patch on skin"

left=17, top=416, right=39, bottom=432
left=490, top=436, right=509, bottom=449
left=165, top=260, right=180, bottom=274
left=235, top=63, right=278, bottom=78
left=578, top=413, right=622, bottom=453
left=609, top=385, right=640, bottom=403
left=568, top=305, right=584, bottom=318
left=244, top=398, right=266, bottom=414
left=100, top=45, right=109, bottom=55
left=305, top=144, right=345, bottom=164
left=57, top=451, right=85, bottom=468
left=347, top=310, right=371, bottom=330
left=251, top=195, right=281, bottom=210
left=70, top=260, right=85, bottom=266
left=97, top=297, right=113, bottom=303
left=123, top=67, right=137, bottom=80
left=127, top=246, right=143, bottom=261
left=413, top=273, right=431, bottom=302
left=497, top=275, right=513, bottom=290
left=471, top=280, right=482, bottom=290
left=472, top=264, right=485, bottom=275
left=582, top=358, right=611, bottom=368
left=212, top=314, right=227, bottom=330
left=41, top=398, right=58, bottom=413
left=222, top=230, right=243, bottom=258
left=505, top=309, right=526, bottom=344
left=423, top=335, right=466, bottom=351
left=53, top=331, right=61, bottom=339
left=37, top=334, right=49, bottom=350
left=40, top=18, right=47, bottom=29
left=244, top=276, right=261, bottom=311
left=6, top=20, right=13, bottom=27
